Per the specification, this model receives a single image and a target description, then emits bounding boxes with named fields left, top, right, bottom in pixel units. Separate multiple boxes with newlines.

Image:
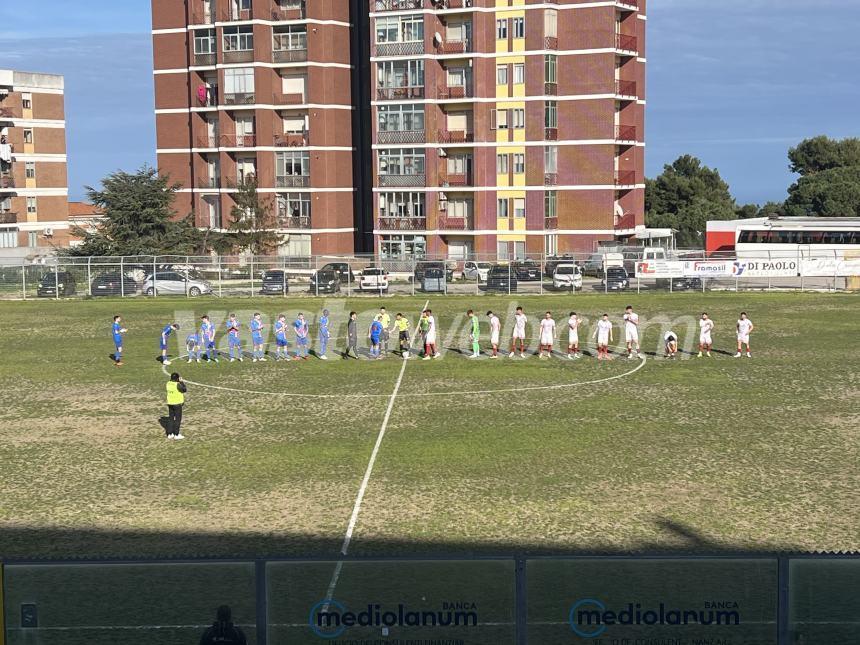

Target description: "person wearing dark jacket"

left=165, top=372, right=187, bottom=440
left=199, top=605, right=247, bottom=645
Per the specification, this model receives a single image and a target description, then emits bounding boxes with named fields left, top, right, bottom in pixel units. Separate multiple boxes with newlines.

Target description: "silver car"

left=142, top=271, right=212, bottom=296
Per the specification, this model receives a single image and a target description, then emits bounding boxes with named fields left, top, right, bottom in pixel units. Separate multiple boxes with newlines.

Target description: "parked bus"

left=734, top=217, right=860, bottom=260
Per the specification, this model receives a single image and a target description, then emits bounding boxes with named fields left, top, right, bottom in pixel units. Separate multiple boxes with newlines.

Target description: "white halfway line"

left=324, top=299, right=430, bottom=603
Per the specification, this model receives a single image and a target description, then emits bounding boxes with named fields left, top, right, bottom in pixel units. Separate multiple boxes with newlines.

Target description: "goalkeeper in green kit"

left=467, top=309, right=481, bottom=358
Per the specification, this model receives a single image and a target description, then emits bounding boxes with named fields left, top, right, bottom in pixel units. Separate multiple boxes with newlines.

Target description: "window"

left=545, top=190, right=557, bottom=218
left=545, top=101, right=558, bottom=128
left=447, top=154, right=470, bottom=175
left=544, top=9, right=558, bottom=38
left=22, top=93, right=32, bottom=109
left=273, top=26, right=307, bottom=51
left=277, top=192, right=311, bottom=219
left=544, top=146, right=558, bottom=173
left=28, top=231, right=38, bottom=247
left=513, top=63, right=525, bottom=84
left=513, top=198, right=526, bottom=218
left=224, top=68, right=255, bottom=94
left=276, top=150, right=310, bottom=176
left=223, top=26, right=254, bottom=51
left=497, top=241, right=509, bottom=260
left=513, top=17, right=525, bottom=39
left=25, top=162, right=35, bottom=179
left=492, top=109, right=508, bottom=130
left=380, top=234, right=426, bottom=260
left=496, top=154, right=509, bottom=174
left=379, top=192, right=425, bottom=219
left=513, top=154, right=525, bottom=174
left=23, top=129, right=33, bottom=144
left=0, top=229, right=18, bottom=249
left=447, top=198, right=471, bottom=219
left=236, top=157, right=256, bottom=182
left=512, top=108, right=525, bottom=129
left=545, top=234, right=558, bottom=256
left=497, top=198, right=509, bottom=218
left=377, top=59, right=424, bottom=89
left=378, top=104, right=425, bottom=132
left=26, top=197, right=37, bottom=214
left=496, top=64, right=508, bottom=86
left=375, top=15, right=423, bottom=43
left=281, top=234, right=311, bottom=257
left=194, top=29, right=216, bottom=54
left=378, top=148, right=425, bottom=176
left=496, top=19, right=507, bottom=39
left=545, top=54, right=557, bottom=83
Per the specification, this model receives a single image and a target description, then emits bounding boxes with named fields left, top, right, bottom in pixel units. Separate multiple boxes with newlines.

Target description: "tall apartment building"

left=0, top=70, right=71, bottom=258
left=152, top=0, right=357, bottom=256
left=369, top=0, right=646, bottom=260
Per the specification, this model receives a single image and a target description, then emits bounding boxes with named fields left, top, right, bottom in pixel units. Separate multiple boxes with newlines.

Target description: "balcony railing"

left=437, top=130, right=473, bottom=144
left=616, top=33, right=638, bottom=54
left=191, top=10, right=215, bottom=24
left=377, top=216, right=427, bottom=231
left=272, top=5, right=306, bottom=20
left=194, top=52, right=216, bottom=66
left=437, top=39, right=471, bottom=54
left=223, top=49, right=255, bottom=63
left=196, top=177, right=221, bottom=189
left=377, top=130, right=425, bottom=144
left=544, top=36, right=558, bottom=50
left=273, top=48, right=308, bottom=63
left=274, top=132, right=307, bottom=147
left=371, top=0, right=422, bottom=11
left=440, top=171, right=471, bottom=187
left=615, top=171, right=636, bottom=187
left=376, top=86, right=424, bottom=100
left=224, top=92, right=256, bottom=105
left=195, top=135, right=218, bottom=148
left=544, top=216, right=559, bottom=230
left=220, top=8, right=252, bottom=22
left=544, top=82, right=558, bottom=96
left=273, top=92, right=306, bottom=105
left=437, top=85, right=472, bottom=100
left=545, top=127, right=558, bottom=141
left=440, top=0, right=470, bottom=8
left=438, top=214, right=473, bottom=231
left=616, top=79, right=637, bottom=98
left=276, top=175, right=310, bottom=188
left=220, top=134, right=257, bottom=148
left=544, top=173, right=558, bottom=186
left=0, top=212, right=17, bottom=224
left=276, top=213, right=311, bottom=229
left=379, top=174, right=425, bottom=187
left=376, top=41, right=424, bottom=57
left=615, top=125, right=637, bottom=142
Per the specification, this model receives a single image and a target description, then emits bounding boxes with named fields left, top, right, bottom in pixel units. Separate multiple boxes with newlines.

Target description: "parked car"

left=90, top=272, right=138, bottom=297
left=552, top=263, right=583, bottom=291
left=583, top=252, right=625, bottom=277
left=319, top=262, right=355, bottom=284
left=421, top=267, right=446, bottom=293
left=511, top=260, right=541, bottom=281
left=657, top=276, right=703, bottom=291
left=484, top=264, right=518, bottom=292
left=415, top=261, right=454, bottom=283
left=37, top=271, right=76, bottom=297
left=600, top=267, right=630, bottom=291
left=260, top=269, right=289, bottom=295
left=544, top=255, right=576, bottom=277
left=358, top=267, right=389, bottom=293
left=142, top=271, right=212, bottom=296
left=308, top=269, right=341, bottom=294
left=462, top=261, right=492, bottom=282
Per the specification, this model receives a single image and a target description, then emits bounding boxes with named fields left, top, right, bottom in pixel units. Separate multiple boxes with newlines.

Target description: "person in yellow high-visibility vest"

left=165, top=372, right=187, bottom=440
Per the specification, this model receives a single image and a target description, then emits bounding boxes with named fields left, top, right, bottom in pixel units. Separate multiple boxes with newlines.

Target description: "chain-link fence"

left=0, top=250, right=856, bottom=300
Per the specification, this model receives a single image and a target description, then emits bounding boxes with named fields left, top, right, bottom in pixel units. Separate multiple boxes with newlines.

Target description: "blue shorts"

left=228, top=336, right=241, bottom=346
left=160, top=343, right=168, bottom=351
left=252, top=334, right=263, bottom=345
left=370, top=336, right=381, bottom=345
left=297, top=336, right=309, bottom=346
left=206, top=340, right=215, bottom=349
left=276, top=337, right=288, bottom=347
left=113, top=337, right=123, bottom=348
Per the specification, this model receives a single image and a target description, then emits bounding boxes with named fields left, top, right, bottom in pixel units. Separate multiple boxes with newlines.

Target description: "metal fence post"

left=54, top=262, right=59, bottom=300
left=217, top=256, right=223, bottom=298
left=411, top=256, right=416, bottom=297
left=21, top=259, right=26, bottom=299
left=152, top=256, right=157, bottom=297
left=120, top=257, right=125, bottom=298
left=87, top=257, right=92, bottom=297
left=250, top=255, right=255, bottom=297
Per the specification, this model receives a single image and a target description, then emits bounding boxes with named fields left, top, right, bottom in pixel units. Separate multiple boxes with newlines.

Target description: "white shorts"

left=568, top=332, right=579, bottom=346
left=512, top=331, right=526, bottom=340
left=540, top=332, right=554, bottom=346
left=625, top=329, right=639, bottom=343
left=425, top=332, right=437, bottom=345
left=491, top=332, right=500, bottom=345
left=597, top=334, right=610, bottom=346
left=700, top=334, right=712, bottom=345
left=737, top=334, right=749, bottom=344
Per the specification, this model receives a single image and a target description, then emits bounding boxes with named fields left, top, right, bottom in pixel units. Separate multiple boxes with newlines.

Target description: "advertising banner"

left=730, top=259, right=799, bottom=278
left=682, top=260, right=733, bottom=277
left=635, top=260, right=685, bottom=279
left=801, top=257, right=860, bottom=277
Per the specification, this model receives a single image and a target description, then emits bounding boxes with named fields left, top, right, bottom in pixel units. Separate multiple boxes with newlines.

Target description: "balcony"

left=615, top=171, right=636, bottom=188
left=544, top=216, right=558, bottom=230
left=220, top=8, right=252, bottom=22
left=276, top=175, right=310, bottom=188
left=437, top=130, right=473, bottom=144
left=195, top=135, right=218, bottom=148
left=191, top=10, right=215, bottom=24
left=544, top=82, right=558, bottom=96
left=615, top=79, right=637, bottom=99
left=376, top=41, right=424, bottom=57
left=224, top=92, right=256, bottom=105
left=276, top=213, right=311, bottom=229
left=273, top=92, right=306, bottom=105
left=377, top=86, right=424, bottom=100
left=0, top=212, right=17, bottom=224
left=544, top=36, right=558, bottom=50
left=437, top=39, right=471, bottom=55
left=377, top=216, right=426, bottom=231
left=274, top=132, right=307, bottom=147
left=616, top=33, right=638, bottom=54
left=273, top=48, right=308, bottom=63
left=439, top=0, right=471, bottom=8
left=223, top=49, right=255, bottom=64
left=545, top=127, right=558, bottom=141
left=438, top=214, right=473, bottom=231
left=440, top=171, right=471, bottom=187
left=544, top=173, right=558, bottom=186
left=196, top=177, right=221, bottom=189
left=220, top=134, right=257, bottom=148
left=379, top=174, right=425, bottom=187
left=377, top=130, right=425, bottom=144
left=616, top=0, right=639, bottom=11
left=371, top=0, right=423, bottom=11
left=615, top=124, right=637, bottom=143
left=437, top=85, right=472, bottom=100
left=272, top=5, right=305, bottom=20
left=194, top=53, right=216, bottom=66
left=196, top=85, right=219, bottom=107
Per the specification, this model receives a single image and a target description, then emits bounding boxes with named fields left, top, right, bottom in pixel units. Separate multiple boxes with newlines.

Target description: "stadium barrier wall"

left=1, top=554, right=858, bottom=644
left=0, top=250, right=857, bottom=300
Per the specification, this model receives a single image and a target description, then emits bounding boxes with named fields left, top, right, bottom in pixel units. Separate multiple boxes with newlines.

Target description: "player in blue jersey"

left=318, top=308, right=331, bottom=360
left=111, top=315, right=127, bottom=367
left=200, top=315, right=218, bottom=363
left=273, top=314, right=291, bottom=361
left=250, top=313, right=266, bottom=362
left=294, top=313, right=310, bottom=360
left=160, top=322, right=180, bottom=365
left=368, top=315, right=384, bottom=359
left=225, top=313, right=243, bottom=362
left=186, top=331, right=201, bottom=363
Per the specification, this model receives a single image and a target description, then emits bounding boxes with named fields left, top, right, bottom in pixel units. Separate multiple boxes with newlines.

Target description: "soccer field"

left=0, top=291, right=858, bottom=563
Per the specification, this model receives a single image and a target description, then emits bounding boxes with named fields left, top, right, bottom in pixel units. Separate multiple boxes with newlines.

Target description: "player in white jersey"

left=422, top=309, right=440, bottom=359
left=509, top=307, right=528, bottom=358
left=735, top=312, right=754, bottom=358
left=622, top=306, right=641, bottom=359
left=487, top=311, right=501, bottom=358
left=538, top=311, right=556, bottom=359
left=698, top=313, right=715, bottom=358
left=566, top=312, right=581, bottom=359
left=664, top=330, right=678, bottom=359
left=592, top=313, right=613, bottom=361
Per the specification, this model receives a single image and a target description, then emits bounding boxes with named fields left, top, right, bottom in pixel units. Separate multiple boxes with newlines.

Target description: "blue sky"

left=1, top=0, right=858, bottom=204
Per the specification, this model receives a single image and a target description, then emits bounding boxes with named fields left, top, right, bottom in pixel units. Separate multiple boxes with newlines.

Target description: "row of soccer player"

left=110, top=307, right=755, bottom=366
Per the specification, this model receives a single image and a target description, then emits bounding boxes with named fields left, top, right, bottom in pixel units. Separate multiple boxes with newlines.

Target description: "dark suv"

left=484, top=265, right=518, bottom=292
left=91, top=272, right=138, bottom=297
left=260, top=270, right=289, bottom=295
left=600, top=267, right=630, bottom=291
left=37, top=271, right=77, bottom=297
left=319, top=262, right=355, bottom=283
left=309, top=270, right=341, bottom=294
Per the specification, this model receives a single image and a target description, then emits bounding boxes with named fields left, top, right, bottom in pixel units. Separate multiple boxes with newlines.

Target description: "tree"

left=784, top=136, right=860, bottom=217
left=224, top=178, right=281, bottom=255
left=645, top=155, right=737, bottom=247
left=66, top=166, right=205, bottom=256
left=788, top=136, right=860, bottom=176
